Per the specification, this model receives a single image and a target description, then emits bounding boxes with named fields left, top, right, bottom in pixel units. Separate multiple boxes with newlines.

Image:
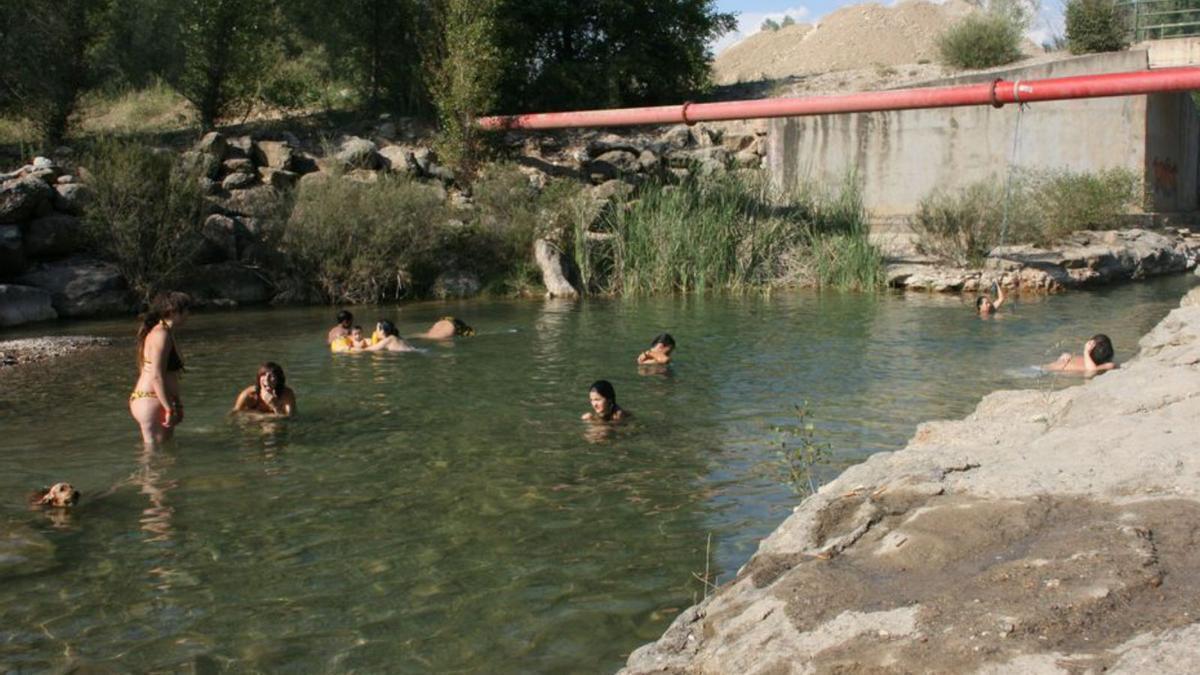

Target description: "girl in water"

left=582, top=380, right=630, bottom=422
left=365, top=320, right=418, bottom=352
left=636, top=333, right=676, bottom=365
left=232, top=362, right=297, bottom=416
left=129, top=292, right=191, bottom=446
left=976, top=283, right=1006, bottom=316
left=1044, top=334, right=1117, bottom=375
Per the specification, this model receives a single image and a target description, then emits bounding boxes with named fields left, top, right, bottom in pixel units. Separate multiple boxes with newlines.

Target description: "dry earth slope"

left=622, top=285, right=1200, bottom=673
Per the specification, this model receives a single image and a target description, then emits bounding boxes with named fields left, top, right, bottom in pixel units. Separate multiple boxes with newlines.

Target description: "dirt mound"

left=714, top=0, right=978, bottom=84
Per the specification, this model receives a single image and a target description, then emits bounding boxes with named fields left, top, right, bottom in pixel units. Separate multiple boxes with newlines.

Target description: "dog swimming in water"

left=28, top=482, right=81, bottom=509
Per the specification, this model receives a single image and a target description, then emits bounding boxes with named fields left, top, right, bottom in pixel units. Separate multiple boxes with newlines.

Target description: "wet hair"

left=975, top=296, right=988, bottom=310
left=377, top=319, right=400, bottom=338
left=352, top=325, right=363, bottom=333
left=337, top=310, right=353, bottom=326
left=255, top=362, right=286, bottom=398
left=136, top=291, right=191, bottom=366
left=650, top=333, right=676, bottom=349
left=589, top=380, right=617, bottom=405
left=1089, top=334, right=1114, bottom=364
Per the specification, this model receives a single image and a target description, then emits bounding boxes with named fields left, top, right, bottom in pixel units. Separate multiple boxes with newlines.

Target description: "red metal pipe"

left=477, top=67, right=1200, bottom=131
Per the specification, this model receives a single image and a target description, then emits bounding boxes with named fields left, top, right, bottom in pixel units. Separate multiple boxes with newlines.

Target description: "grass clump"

left=77, top=80, right=194, bottom=136
left=938, top=12, right=1024, bottom=69
left=577, top=173, right=883, bottom=295
left=912, top=168, right=1140, bottom=265
left=80, top=139, right=209, bottom=301
left=1066, top=0, right=1130, bottom=54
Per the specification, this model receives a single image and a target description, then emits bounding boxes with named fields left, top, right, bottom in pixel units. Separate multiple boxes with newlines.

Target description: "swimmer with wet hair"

left=327, top=310, right=353, bottom=344
left=364, top=320, right=418, bottom=352
left=232, top=362, right=297, bottom=416
left=582, top=380, right=630, bottom=422
left=413, top=316, right=475, bottom=339
left=637, top=333, right=676, bottom=365
left=976, top=283, right=1006, bottom=316
left=1044, top=334, right=1117, bottom=375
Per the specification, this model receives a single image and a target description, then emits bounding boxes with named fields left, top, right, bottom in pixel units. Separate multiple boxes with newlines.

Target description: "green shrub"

left=80, top=139, right=209, bottom=301
left=761, top=18, right=781, bottom=31
left=938, top=12, right=1024, bottom=69
left=912, top=168, right=1140, bottom=265
left=576, top=173, right=883, bottom=295
left=1066, top=0, right=1129, bottom=54
left=281, top=174, right=452, bottom=303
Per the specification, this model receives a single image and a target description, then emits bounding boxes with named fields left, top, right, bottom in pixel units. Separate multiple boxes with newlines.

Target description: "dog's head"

left=30, top=482, right=81, bottom=508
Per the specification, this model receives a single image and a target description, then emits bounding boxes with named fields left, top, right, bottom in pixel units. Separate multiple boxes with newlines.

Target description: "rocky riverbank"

left=622, top=286, right=1200, bottom=674
left=0, top=336, right=113, bottom=368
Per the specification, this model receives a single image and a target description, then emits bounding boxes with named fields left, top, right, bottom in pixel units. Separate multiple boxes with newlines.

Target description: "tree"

left=170, top=0, right=274, bottom=129
left=492, top=0, right=736, bottom=113
left=781, top=15, right=796, bottom=27
left=1066, top=0, right=1129, bottom=53
left=0, top=0, right=111, bottom=147
left=762, top=18, right=781, bottom=31
left=281, top=0, right=430, bottom=113
left=428, top=0, right=503, bottom=176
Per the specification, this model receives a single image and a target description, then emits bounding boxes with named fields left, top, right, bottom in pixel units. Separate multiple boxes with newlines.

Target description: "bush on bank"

left=1065, top=0, right=1130, bottom=55
left=938, top=12, right=1024, bottom=69
left=81, top=139, right=210, bottom=302
left=912, top=167, right=1140, bottom=265
left=575, top=173, right=884, bottom=295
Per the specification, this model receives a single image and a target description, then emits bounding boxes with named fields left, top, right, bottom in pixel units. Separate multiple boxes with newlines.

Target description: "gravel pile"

left=0, top=336, right=113, bottom=368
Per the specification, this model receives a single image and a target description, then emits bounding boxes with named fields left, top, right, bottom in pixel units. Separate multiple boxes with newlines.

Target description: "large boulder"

left=334, top=136, right=381, bottom=170
left=0, top=284, right=56, bottom=326
left=252, top=140, right=296, bottom=171
left=379, top=146, right=420, bottom=178
left=193, top=131, right=228, bottom=161
left=23, top=214, right=83, bottom=259
left=221, top=171, right=258, bottom=191
left=0, top=176, right=54, bottom=224
left=182, top=262, right=272, bottom=306
left=196, top=214, right=239, bottom=264
left=258, top=167, right=298, bottom=191
left=16, top=257, right=133, bottom=317
left=586, top=150, right=641, bottom=183
left=534, top=238, right=579, bottom=298
left=222, top=157, right=255, bottom=174
left=52, top=182, right=92, bottom=215
left=0, top=225, right=25, bottom=275
left=222, top=186, right=285, bottom=219
left=179, top=151, right=221, bottom=180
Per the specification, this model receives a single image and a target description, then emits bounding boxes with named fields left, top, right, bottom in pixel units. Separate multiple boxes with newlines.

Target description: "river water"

left=0, top=276, right=1194, bottom=672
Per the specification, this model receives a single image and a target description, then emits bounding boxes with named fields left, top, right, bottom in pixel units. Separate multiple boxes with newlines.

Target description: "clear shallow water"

left=0, top=276, right=1194, bottom=673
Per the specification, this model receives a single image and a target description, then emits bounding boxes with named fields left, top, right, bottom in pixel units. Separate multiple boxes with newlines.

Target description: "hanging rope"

left=997, top=102, right=1029, bottom=251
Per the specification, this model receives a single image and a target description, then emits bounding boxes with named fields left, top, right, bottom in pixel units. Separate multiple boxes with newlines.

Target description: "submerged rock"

left=0, top=522, right=57, bottom=579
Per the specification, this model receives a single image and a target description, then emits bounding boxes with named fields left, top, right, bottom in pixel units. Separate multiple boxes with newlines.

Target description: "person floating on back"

left=1044, top=334, right=1117, bottom=375
left=412, top=316, right=475, bottom=339
left=232, top=362, right=297, bottom=416
left=976, top=283, right=1006, bottom=316
left=637, top=333, right=676, bottom=366
left=582, top=380, right=630, bottom=422
left=327, top=310, right=353, bottom=345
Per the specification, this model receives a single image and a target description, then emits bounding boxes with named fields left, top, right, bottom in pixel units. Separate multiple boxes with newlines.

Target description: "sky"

left=712, top=0, right=1067, bottom=55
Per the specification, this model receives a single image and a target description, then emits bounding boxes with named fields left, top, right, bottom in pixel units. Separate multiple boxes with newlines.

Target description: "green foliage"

left=428, top=0, right=503, bottom=177
left=575, top=173, right=883, bottom=296
left=1066, top=0, right=1130, bottom=54
left=0, top=0, right=111, bottom=146
left=170, top=0, right=275, bottom=129
left=781, top=15, right=797, bottom=27
left=761, top=18, right=781, bottom=31
left=493, top=1, right=737, bottom=112
left=80, top=139, right=209, bottom=301
left=938, top=12, right=1024, bottom=69
left=776, top=403, right=832, bottom=498
left=912, top=168, right=1140, bottom=265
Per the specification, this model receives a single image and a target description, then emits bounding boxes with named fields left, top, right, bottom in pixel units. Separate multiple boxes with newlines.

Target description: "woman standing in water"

left=129, top=292, right=191, bottom=446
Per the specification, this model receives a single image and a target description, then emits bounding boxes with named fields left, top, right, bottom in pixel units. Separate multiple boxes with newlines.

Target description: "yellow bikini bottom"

left=129, top=391, right=157, bottom=402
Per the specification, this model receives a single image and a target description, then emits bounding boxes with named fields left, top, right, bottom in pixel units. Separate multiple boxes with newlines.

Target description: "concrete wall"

left=767, top=50, right=1200, bottom=219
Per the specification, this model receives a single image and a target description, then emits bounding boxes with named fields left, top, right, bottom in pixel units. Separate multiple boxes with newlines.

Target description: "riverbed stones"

left=258, top=167, right=299, bottom=190
left=194, top=131, right=227, bottom=159
left=334, top=136, right=380, bottom=170
left=379, top=146, right=420, bottom=177
left=0, top=284, right=56, bottom=326
left=15, top=257, right=132, bottom=317
left=586, top=150, right=640, bottom=182
left=52, top=182, right=92, bottom=215
left=0, top=176, right=54, bottom=223
left=221, top=171, right=258, bottom=191
left=0, top=523, right=58, bottom=579
left=253, top=140, right=296, bottom=171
